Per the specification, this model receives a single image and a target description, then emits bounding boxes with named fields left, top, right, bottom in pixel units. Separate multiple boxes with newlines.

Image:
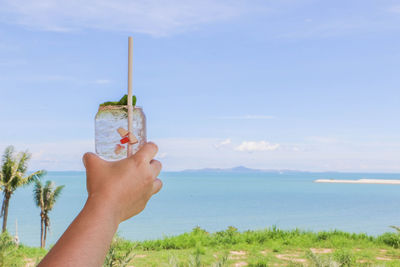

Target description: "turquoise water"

left=5, top=171, right=400, bottom=247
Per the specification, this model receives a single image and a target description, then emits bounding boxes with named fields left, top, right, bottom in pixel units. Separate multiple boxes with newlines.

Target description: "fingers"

left=152, top=178, right=163, bottom=195
left=150, top=159, right=162, bottom=177
left=150, top=159, right=162, bottom=195
left=133, top=142, right=158, bottom=162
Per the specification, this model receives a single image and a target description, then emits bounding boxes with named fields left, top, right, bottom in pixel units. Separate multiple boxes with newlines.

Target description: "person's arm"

left=38, top=142, right=162, bottom=267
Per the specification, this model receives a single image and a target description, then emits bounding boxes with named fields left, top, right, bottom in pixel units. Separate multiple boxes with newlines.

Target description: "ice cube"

left=95, top=106, right=146, bottom=160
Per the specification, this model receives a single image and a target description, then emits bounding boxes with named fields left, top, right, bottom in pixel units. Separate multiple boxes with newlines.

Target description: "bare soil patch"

left=276, top=253, right=307, bottom=263
left=310, top=248, right=333, bottom=254
left=234, top=261, right=248, bottom=267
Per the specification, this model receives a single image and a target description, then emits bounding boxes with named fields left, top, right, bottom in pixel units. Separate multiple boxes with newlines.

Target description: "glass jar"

left=95, top=106, right=146, bottom=160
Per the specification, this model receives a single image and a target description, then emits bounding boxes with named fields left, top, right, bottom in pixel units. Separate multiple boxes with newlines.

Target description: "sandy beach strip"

left=314, top=179, right=400, bottom=185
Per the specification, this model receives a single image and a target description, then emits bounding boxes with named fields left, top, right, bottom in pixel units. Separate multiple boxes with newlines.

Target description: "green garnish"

left=100, top=95, right=137, bottom=106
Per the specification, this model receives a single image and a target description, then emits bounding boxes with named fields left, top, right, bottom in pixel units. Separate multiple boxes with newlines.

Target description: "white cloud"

left=217, top=115, right=275, bottom=120
left=235, top=141, right=280, bottom=152
left=0, top=140, right=94, bottom=171
left=0, top=1, right=398, bottom=40
left=0, top=0, right=252, bottom=36
left=214, top=138, right=231, bottom=149
left=2, top=137, right=400, bottom=173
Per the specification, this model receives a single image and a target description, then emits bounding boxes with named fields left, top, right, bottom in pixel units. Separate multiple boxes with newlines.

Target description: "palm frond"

left=45, top=180, right=53, bottom=188
left=16, top=151, right=31, bottom=174
left=1, top=146, right=45, bottom=194
left=21, top=170, right=46, bottom=187
left=390, top=225, right=400, bottom=233
left=37, top=181, right=64, bottom=212
left=1, top=147, right=17, bottom=186
left=1, top=146, right=14, bottom=166
left=33, top=181, right=44, bottom=208
left=6, top=161, right=19, bottom=190
left=35, top=180, right=64, bottom=241
left=52, top=185, right=65, bottom=203
left=43, top=181, right=53, bottom=210
left=47, top=185, right=64, bottom=210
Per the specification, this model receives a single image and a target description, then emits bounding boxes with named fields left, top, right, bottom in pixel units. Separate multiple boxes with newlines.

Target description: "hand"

left=38, top=143, right=162, bottom=267
left=82, top=142, right=163, bottom=224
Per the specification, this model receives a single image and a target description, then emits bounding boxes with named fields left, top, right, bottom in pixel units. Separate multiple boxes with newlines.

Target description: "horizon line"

left=35, top=168, right=400, bottom=175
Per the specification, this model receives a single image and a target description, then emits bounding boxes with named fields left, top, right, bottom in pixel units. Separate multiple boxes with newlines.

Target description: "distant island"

left=181, top=166, right=308, bottom=173
left=315, top=179, right=400, bottom=185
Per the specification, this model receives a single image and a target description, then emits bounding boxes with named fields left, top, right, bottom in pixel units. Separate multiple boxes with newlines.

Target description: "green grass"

left=2, top=226, right=400, bottom=266
left=133, top=226, right=390, bottom=251
left=99, top=226, right=400, bottom=266
left=0, top=232, right=46, bottom=267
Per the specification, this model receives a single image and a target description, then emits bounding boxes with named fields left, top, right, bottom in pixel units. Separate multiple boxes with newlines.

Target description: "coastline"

left=314, top=179, right=400, bottom=185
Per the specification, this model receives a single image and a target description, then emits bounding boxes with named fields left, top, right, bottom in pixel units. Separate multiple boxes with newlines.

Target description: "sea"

left=5, top=171, right=400, bottom=248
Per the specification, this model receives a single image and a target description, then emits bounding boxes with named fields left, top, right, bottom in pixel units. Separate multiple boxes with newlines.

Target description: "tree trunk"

left=40, top=215, right=44, bottom=248
left=1, top=191, right=11, bottom=233
left=43, top=219, right=48, bottom=248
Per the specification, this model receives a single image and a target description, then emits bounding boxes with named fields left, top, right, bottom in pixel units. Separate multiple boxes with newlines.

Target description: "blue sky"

left=0, top=0, right=399, bottom=172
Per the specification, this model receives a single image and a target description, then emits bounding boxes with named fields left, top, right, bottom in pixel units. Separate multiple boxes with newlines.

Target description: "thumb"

left=82, top=152, right=103, bottom=169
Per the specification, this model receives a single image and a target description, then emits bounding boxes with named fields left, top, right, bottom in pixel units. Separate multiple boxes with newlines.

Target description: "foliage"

left=0, top=146, right=45, bottom=193
left=135, top=226, right=379, bottom=251
left=211, top=253, right=228, bottom=267
left=100, top=95, right=137, bottom=107
left=0, top=146, right=46, bottom=232
left=33, top=180, right=64, bottom=215
left=390, top=225, right=400, bottom=233
left=17, top=244, right=47, bottom=260
left=168, top=255, right=180, bottom=267
left=33, top=180, right=64, bottom=248
left=0, top=232, right=23, bottom=267
left=378, top=232, right=400, bottom=249
left=307, top=250, right=340, bottom=267
left=248, top=259, right=269, bottom=267
left=166, top=249, right=228, bottom=267
left=188, top=248, right=202, bottom=267
left=6, top=227, right=400, bottom=266
left=103, top=235, right=136, bottom=267
left=332, top=249, right=355, bottom=267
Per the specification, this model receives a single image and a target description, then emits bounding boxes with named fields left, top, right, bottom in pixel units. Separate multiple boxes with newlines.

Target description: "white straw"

left=127, top=36, right=133, bottom=157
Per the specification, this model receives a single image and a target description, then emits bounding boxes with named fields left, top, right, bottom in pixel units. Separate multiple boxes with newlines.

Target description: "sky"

left=0, top=0, right=400, bottom=172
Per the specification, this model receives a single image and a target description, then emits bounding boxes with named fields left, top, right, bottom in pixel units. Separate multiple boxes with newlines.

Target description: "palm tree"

left=34, top=180, right=64, bottom=248
left=0, top=146, right=46, bottom=232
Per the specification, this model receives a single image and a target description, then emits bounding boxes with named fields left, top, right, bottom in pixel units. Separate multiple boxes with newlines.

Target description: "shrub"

left=333, top=249, right=355, bottom=267
left=378, top=232, right=400, bottom=248
left=103, top=235, right=136, bottom=267
left=248, top=257, right=269, bottom=267
left=0, top=232, right=24, bottom=267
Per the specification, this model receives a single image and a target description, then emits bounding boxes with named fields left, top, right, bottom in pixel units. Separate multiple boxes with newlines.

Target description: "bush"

left=0, top=232, right=24, bottom=267
left=378, top=232, right=400, bottom=248
left=103, top=235, right=136, bottom=267
left=333, top=249, right=355, bottom=267
left=248, top=259, right=269, bottom=267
